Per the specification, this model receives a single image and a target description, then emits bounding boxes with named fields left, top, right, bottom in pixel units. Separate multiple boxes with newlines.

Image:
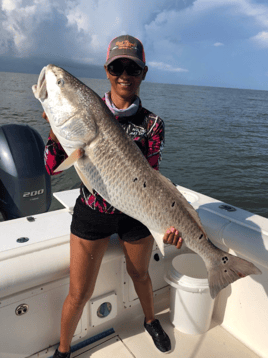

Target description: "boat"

left=0, top=125, right=267, bottom=358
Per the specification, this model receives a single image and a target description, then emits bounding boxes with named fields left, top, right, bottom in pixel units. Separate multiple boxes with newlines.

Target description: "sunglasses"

left=107, top=60, right=143, bottom=77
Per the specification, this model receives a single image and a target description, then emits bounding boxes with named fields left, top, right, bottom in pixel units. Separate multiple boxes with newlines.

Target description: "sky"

left=1, top=0, right=268, bottom=90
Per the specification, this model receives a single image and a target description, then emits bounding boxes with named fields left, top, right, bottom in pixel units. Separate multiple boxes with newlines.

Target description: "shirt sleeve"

left=44, top=137, right=68, bottom=175
left=146, top=116, right=165, bottom=171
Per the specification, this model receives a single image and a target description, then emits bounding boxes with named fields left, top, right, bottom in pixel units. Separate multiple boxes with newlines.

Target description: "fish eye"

left=57, top=78, right=64, bottom=86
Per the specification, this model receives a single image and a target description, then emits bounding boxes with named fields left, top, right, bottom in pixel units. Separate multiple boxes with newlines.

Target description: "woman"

left=46, top=35, right=183, bottom=358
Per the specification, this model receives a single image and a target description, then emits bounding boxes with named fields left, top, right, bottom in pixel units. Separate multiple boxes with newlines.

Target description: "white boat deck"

left=1, top=187, right=267, bottom=358
left=70, top=308, right=258, bottom=358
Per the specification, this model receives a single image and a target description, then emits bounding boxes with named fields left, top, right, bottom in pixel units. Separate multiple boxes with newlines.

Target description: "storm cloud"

left=1, top=0, right=268, bottom=89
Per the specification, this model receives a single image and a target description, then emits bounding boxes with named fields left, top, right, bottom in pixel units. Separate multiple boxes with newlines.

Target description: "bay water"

left=1, top=71, right=268, bottom=217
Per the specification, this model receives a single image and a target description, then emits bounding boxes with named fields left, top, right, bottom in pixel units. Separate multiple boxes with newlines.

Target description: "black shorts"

left=71, top=196, right=151, bottom=242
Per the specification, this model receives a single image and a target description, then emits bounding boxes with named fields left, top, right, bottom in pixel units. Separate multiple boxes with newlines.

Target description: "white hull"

left=0, top=186, right=267, bottom=358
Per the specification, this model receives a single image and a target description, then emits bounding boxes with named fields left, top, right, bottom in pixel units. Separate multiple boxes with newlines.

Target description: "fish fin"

left=208, top=250, right=262, bottom=299
left=54, top=148, right=84, bottom=172
left=75, top=165, right=94, bottom=194
left=149, top=229, right=165, bottom=256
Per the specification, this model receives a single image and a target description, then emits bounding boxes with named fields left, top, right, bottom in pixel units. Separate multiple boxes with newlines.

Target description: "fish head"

left=32, top=64, right=99, bottom=152
left=33, top=64, right=83, bottom=128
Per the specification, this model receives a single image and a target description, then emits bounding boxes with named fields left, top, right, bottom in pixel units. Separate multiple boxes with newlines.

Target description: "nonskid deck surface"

left=71, top=309, right=259, bottom=358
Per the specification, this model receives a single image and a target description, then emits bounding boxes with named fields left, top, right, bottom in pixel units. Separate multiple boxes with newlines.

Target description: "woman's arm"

left=147, top=116, right=165, bottom=171
left=43, top=112, right=68, bottom=175
left=44, top=138, right=68, bottom=175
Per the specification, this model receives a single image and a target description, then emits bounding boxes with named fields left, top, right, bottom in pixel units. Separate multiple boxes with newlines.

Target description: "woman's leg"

left=120, top=235, right=155, bottom=323
left=58, top=233, right=110, bottom=353
left=120, top=235, right=171, bottom=353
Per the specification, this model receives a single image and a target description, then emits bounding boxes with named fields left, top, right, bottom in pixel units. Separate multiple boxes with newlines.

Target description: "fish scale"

left=32, top=64, right=262, bottom=298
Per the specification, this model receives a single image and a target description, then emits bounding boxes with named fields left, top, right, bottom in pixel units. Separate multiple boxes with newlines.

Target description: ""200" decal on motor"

left=23, top=189, right=44, bottom=197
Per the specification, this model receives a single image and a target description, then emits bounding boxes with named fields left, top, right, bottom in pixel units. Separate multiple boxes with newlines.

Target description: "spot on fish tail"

left=133, top=178, right=138, bottom=182
left=143, top=182, right=146, bottom=188
left=171, top=201, right=175, bottom=207
left=199, top=234, right=203, bottom=240
left=222, top=256, right=229, bottom=264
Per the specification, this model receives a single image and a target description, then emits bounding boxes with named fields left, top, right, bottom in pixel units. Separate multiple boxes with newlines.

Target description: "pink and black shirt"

left=44, top=95, right=165, bottom=214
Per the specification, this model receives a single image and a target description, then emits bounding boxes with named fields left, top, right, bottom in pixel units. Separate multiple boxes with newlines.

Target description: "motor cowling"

left=0, top=124, right=52, bottom=220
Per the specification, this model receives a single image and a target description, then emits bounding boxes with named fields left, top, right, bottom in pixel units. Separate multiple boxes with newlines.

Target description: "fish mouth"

left=32, top=66, right=48, bottom=101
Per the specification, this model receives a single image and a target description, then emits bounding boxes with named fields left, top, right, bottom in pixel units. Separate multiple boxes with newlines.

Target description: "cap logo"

left=113, top=40, right=137, bottom=51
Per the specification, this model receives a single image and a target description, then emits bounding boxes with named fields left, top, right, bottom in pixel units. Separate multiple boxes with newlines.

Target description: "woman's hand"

left=163, top=227, right=183, bottom=249
left=43, top=111, right=59, bottom=143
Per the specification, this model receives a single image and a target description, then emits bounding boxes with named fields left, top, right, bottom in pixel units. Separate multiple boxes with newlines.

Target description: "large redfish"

left=32, top=65, right=261, bottom=298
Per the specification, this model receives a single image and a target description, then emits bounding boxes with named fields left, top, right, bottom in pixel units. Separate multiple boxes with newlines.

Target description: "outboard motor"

left=0, top=124, right=52, bottom=220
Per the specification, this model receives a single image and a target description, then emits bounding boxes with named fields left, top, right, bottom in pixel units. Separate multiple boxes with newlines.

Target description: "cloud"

left=250, top=31, right=268, bottom=48
left=148, top=61, right=188, bottom=73
left=1, top=0, right=268, bottom=89
left=0, top=0, right=192, bottom=63
left=0, top=0, right=88, bottom=59
left=1, top=0, right=268, bottom=62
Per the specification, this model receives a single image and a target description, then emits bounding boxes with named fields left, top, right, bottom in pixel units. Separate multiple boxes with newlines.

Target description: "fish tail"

left=207, top=250, right=262, bottom=299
